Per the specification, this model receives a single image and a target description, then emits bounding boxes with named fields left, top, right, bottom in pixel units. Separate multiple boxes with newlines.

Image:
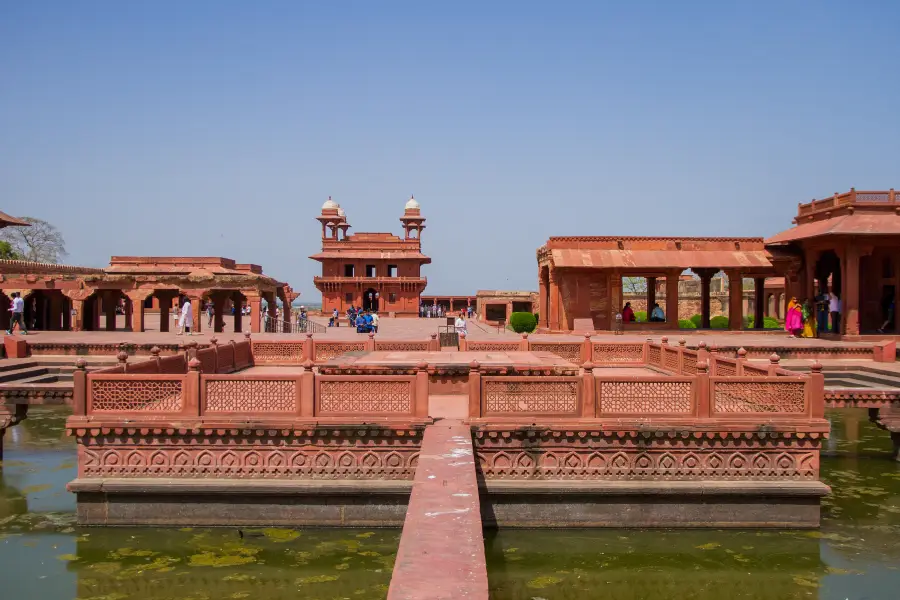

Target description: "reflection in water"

left=2, top=407, right=900, bottom=599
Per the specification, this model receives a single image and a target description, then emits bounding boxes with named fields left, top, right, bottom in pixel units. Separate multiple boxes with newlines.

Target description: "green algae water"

left=2, top=408, right=899, bottom=599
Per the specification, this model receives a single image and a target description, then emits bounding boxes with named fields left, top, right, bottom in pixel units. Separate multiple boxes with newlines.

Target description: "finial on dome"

left=322, top=196, right=338, bottom=210
left=405, top=195, right=420, bottom=210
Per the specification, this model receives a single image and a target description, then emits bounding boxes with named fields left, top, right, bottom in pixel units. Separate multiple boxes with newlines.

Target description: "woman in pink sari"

left=785, top=297, right=803, bottom=338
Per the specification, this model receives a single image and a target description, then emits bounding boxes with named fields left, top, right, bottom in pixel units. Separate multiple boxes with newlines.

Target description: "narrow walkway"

left=388, top=420, right=488, bottom=600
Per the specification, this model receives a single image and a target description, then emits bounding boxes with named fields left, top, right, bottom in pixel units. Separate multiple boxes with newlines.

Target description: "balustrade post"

left=73, top=359, right=87, bottom=416
left=709, top=343, right=718, bottom=376
left=736, top=347, right=747, bottom=375
left=415, top=361, right=429, bottom=419
left=150, top=346, right=162, bottom=373
left=582, top=333, right=592, bottom=364
left=303, top=334, right=314, bottom=362
left=809, top=361, right=825, bottom=419
left=459, top=332, right=468, bottom=351
left=245, top=333, right=254, bottom=367
left=643, top=338, right=651, bottom=364
left=520, top=333, right=529, bottom=351
left=117, top=350, right=128, bottom=373
left=300, top=360, right=315, bottom=417
left=186, top=358, right=201, bottom=416
left=678, top=338, right=686, bottom=374
left=767, top=353, right=781, bottom=376
left=209, top=337, right=219, bottom=373
left=581, top=361, right=595, bottom=418
left=367, top=333, right=376, bottom=352
left=468, top=360, right=481, bottom=418
left=429, top=334, right=438, bottom=352
left=696, top=360, right=710, bottom=418
left=697, top=341, right=708, bottom=365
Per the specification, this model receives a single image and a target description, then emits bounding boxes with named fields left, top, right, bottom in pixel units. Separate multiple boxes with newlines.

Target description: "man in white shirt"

left=455, top=314, right=468, bottom=337
left=6, top=292, right=27, bottom=335
left=178, top=297, right=193, bottom=336
left=371, top=311, right=380, bottom=334
left=829, top=292, right=841, bottom=333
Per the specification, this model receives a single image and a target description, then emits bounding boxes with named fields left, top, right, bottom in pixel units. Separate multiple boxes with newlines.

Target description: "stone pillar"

left=665, top=271, right=679, bottom=329
left=233, top=292, right=244, bottom=333
left=727, top=271, right=743, bottom=330
left=647, top=277, right=657, bottom=321
left=103, top=291, right=118, bottom=331
left=126, top=290, right=151, bottom=333
left=189, top=295, right=204, bottom=334
left=248, top=295, right=262, bottom=334
left=538, top=274, right=548, bottom=328
left=844, top=245, right=861, bottom=336
left=548, top=269, right=560, bottom=331
left=754, top=277, right=765, bottom=329
left=212, top=293, right=227, bottom=333
left=697, top=270, right=713, bottom=329
left=156, top=291, right=177, bottom=333
left=506, top=301, right=513, bottom=322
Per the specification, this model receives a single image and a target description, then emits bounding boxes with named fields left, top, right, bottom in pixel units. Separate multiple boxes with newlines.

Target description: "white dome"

left=337, top=205, right=345, bottom=217
left=322, top=197, right=337, bottom=210
left=405, top=195, right=420, bottom=210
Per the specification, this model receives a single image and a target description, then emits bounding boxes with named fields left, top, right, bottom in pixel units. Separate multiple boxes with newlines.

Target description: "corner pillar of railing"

left=429, top=334, right=439, bottom=352
left=809, top=360, right=825, bottom=419
left=184, top=340, right=199, bottom=361
left=661, top=336, right=668, bottom=346
left=519, top=333, right=529, bottom=351
left=643, top=338, right=651, bottom=364
left=459, top=332, right=468, bottom=351
left=72, top=359, right=88, bottom=416
left=150, top=346, right=162, bottom=373
left=767, top=353, right=781, bottom=376
left=581, top=333, right=592, bottom=364
left=303, top=334, right=314, bottom=362
left=186, top=358, right=202, bottom=416
left=367, top=333, right=376, bottom=352
left=696, top=360, right=710, bottom=418
left=890, top=188, right=896, bottom=203
left=697, top=341, right=709, bottom=365
left=468, top=360, right=481, bottom=418
left=874, top=340, right=897, bottom=363
left=117, top=350, right=128, bottom=373
left=580, top=361, right=595, bottom=418
left=709, top=343, right=718, bottom=375
left=736, top=347, right=747, bottom=375
left=677, top=338, right=686, bottom=374
left=415, top=361, right=429, bottom=419
left=300, top=360, right=315, bottom=417
left=209, top=337, right=219, bottom=373
left=245, top=332, right=255, bottom=367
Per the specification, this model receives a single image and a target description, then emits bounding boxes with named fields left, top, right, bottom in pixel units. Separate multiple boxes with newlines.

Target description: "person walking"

left=178, top=296, right=193, bottom=336
left=6, top=292, right=27, bottom=335
left=829, top=292, right=841, bottom=333
left=206, top=302, right=214, bottom=329
left=785, top=297, right=803, bottom=338
left=371, top=311, right=379, bottom=334
left=801, top=298, right=817, bottom=338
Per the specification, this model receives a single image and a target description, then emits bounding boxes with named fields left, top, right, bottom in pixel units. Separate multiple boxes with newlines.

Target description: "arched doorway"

left=363, top=288, right=379, bottom=312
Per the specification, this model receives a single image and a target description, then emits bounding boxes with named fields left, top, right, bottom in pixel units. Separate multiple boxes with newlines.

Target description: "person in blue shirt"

left=355, top=313, right=367, bottom=333
left=650, top=303, right=665, bottom=322
left=364, top=311, right=374, bottom=332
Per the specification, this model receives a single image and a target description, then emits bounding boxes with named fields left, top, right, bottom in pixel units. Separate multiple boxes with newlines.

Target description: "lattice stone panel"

left=253, top=342, right=304, bottom=363
left=714, top=381, right=806, bottom=413
left=592, top=343, right=643, bottom=363
left=206, top=379, right=296, bottom=412
left=682, top=354, right=698, bottom=375
left=315, top=343, right=366, bottom=361
left=715, top=361, right=738, bottom=376
left=648, top=346, right=661, bottom=366
left=319, top=380, right=412, bottom=413
left=375, top=342, right=430, bottom=352
left=530, top=343, right=581, bottom=363
left=663, top=348, right=679, bottom=371
left=90, top=379, right=183, bottom=412
left=857, top=193, right=890, bottom=202
left=597, top=380, right=694, bottom=414
left=468, top=342, right=520, bottom=352
left=484, top=379, right=578, bottom=414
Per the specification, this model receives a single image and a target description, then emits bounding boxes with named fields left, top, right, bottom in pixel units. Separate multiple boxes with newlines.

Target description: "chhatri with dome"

left=310, top=195, right=430, bottom=316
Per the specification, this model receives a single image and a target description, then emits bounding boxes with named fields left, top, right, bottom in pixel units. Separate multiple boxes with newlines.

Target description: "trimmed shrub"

left=634, top=310, right=648, bottom=322
left=710, top=315, right=729, bottom=329
left=689, top=314, right=702, bottom=327
left=746, top=316, right=782, bottom=329
left=679, top=319, right=696, bottom=329
left=509, top=312, right=537, bottom=333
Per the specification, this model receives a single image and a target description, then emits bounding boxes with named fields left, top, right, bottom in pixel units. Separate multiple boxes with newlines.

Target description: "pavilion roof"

left=765, top=212, right=900, bottom=244
left=0, top=211, right=29, bottom=228
left=548, top=248, right=773, bottom=271
left=309, top=251, right=431, bottom=262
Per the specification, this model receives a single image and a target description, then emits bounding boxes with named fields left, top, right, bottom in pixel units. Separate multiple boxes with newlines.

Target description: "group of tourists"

left=326, top=306, right=379, bottom=333
left=420, top=303, right=475, bottom=320
left=784, top=291, right=841, bottom=338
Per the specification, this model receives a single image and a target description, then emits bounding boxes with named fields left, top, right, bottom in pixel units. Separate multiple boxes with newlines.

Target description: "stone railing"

left=250, top=334, right=440, bottom=365
left=797, top=188, right=897, bottom=217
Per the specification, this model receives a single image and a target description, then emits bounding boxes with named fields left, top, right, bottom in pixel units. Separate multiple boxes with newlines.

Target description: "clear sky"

left=3, top=1, right=899, bottom=300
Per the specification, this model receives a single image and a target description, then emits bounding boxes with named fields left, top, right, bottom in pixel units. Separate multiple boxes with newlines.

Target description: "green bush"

left=679, top=319, right=696, bottom=329
left=633, top=310, right=647, bottom=322
left=710, top=315, right=729, bottom=329
left=533, top=312, right=539, bottom=325
left=689, top=314, right=702, bottom=327
left=508, top=312, right=537, bottom=333
left=746, top=316, right=782, bottom=329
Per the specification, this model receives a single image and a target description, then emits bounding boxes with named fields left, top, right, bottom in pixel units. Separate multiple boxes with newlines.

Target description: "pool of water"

left=2, top=408, right=899, bottom=599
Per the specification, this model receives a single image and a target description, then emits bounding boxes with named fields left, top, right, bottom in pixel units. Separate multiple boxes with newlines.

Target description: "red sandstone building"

left=311, top=197, right=429, bottom=316
left=538, top=189, right=900, bottom=336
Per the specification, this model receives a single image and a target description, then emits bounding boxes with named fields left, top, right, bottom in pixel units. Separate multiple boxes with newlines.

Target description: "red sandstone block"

left=3, top=335, right=28, bottom=359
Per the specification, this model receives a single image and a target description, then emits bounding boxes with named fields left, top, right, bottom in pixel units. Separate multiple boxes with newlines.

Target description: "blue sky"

left=2, top=1, right=898, bottom=299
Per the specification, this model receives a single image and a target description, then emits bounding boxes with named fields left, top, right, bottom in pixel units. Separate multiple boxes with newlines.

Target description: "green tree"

left=0, top=240, right=21, bottom=259
left=0, top=217, right=67, bottom=263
